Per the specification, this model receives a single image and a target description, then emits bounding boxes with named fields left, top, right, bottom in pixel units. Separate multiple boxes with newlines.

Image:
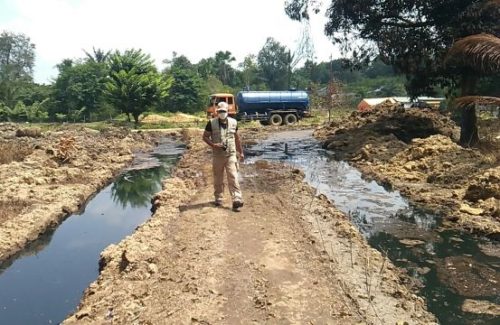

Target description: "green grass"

left=138, top=121, right=205, bottom=130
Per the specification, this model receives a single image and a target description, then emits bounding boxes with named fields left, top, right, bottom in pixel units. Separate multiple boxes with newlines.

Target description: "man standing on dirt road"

left=203, top=102, right=244, bottom=212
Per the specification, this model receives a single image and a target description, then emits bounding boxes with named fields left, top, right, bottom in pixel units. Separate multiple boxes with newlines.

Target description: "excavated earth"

left=0, top=123, right=437, bottom=324
left=316, top=105, right=500, bottom=237
left=59, top=129, right=436, bottom=324
left=0, top=123, right=178, bottom=262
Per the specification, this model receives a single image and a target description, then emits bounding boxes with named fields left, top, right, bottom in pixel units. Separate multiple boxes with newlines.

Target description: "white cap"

left=217, top=102, right=228, bottom=112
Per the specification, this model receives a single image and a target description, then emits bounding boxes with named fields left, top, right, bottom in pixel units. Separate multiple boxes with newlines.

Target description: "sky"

left=0, top=0, right=341, bottom=84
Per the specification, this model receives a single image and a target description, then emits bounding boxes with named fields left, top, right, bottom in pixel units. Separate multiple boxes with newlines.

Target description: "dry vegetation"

left=0, top=141, right=34, bottom=165
left=478, top=118, right=500, bottom=162
left=0, top=199, right=30, bottom=227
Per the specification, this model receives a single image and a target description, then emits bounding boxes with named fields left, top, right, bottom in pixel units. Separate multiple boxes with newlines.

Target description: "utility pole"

left=328, top=55, right=334, bottom=122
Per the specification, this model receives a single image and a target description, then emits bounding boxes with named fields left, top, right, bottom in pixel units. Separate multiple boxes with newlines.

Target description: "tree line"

left=285, top=0, right=500, bottom=146
left=0, top=30, right=407, bottom=124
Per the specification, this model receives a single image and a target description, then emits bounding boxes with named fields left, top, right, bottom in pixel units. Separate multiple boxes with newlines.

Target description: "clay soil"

left=55, top=129, right=434, bottom=324
left=317, top=105, right=500, bottom=237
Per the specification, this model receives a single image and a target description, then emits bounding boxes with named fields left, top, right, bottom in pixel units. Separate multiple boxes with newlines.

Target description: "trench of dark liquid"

left=245, top=130, right=499, bottom=325
left=0, top=138, right=184, bottom=325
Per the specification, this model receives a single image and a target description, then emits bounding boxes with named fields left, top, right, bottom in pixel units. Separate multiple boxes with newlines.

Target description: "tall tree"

left=196, top=57, right=216, bottom=79
left=214, top=51, right=236, bottom=85
left=0, top=31, right=36, bottom=108
left=83, top=47, right=111, bottom=64
left=285, top=0, right=500, bottom=147
left=257, top=38, right=292, bottom=90
left=162, top=54, right=204, bottom=113
left=238, top=54, right=259, bottom=90
left=51, top=57, right=110, bottom=121
left=285, top=0, right=499, bottom=95
left=446, top=33, right=500, bottom=146
left=106, top=49, right=171, bottom=123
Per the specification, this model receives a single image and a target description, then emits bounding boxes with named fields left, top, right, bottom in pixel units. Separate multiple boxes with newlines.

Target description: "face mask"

left=218, top=112, right=228, bottom=120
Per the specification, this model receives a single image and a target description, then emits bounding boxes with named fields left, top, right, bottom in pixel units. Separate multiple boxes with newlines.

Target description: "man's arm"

left=203, top=131, right=223, bottom=149
left=235, top=131, right=244, bottom=161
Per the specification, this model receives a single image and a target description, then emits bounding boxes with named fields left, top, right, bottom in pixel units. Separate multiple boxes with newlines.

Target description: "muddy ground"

left=317, top=106, right=500, bottom=237
left=0, top=123, right=180, bottom=262
left=57, top=129, right=435, bottom=324
left=0, top=123, right=438, bottom=323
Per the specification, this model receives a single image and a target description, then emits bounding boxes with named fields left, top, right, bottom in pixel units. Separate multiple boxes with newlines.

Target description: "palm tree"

left=214, top=51, right=235, bottom=85
left=83, top=47, right=111, bottom=63
left=106, top=49, right=171, bottom=124
left=446, top=33, right=500, bottom=146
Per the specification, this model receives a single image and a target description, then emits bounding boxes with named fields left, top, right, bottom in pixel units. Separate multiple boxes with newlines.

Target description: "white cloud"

left=1, top=0, right=340, bottom=83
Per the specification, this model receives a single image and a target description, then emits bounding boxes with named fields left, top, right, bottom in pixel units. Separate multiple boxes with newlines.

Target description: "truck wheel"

left=269, top=114, right=283, bottom=126
left=284, top=113, right=298, bottom=125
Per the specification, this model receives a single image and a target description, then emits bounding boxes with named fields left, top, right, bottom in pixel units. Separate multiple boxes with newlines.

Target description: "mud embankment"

left=0, top=124, right=178, bottom=262
left=317, top=106, right=500, bottom=236
left=63, top=129, right=435, bottom=324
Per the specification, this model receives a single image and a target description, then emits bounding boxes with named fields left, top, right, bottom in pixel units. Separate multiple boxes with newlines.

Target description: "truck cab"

left=206, top=93, right=237, bottom=118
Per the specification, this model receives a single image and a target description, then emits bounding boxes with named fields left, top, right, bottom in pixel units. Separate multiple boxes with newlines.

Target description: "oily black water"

left=0, top=139, right=183, bottom=325
left=245, top=130, right=499, bottom=325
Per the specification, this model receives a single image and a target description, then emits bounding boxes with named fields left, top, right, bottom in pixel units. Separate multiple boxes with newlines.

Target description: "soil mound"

left=314, top=104, right=499, bottom=236
left=318, top=104, right=458, bottom=144
left=464, top=168, right=500, bottom=202
left=389, top=135, right=484, bottom=187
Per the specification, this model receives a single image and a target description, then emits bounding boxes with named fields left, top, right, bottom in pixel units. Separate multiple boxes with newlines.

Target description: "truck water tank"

left=236, top=91, right=309, bottom=111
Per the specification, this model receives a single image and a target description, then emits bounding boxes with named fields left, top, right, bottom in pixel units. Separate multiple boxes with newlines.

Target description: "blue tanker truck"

left=207, top=90, right=310, bottom=126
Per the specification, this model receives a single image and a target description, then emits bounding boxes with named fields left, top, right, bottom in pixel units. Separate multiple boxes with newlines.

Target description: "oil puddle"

left=0, top=138, right=184, bottom=325
left=245, top=129, right=499, bottom=325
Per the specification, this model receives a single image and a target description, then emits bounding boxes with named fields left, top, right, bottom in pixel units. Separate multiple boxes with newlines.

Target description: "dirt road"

left=64, top=130, right=435, bottom=324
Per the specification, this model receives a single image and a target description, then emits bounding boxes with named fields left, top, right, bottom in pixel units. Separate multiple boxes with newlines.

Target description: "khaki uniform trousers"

left=213, top=154, right=242, bottom=203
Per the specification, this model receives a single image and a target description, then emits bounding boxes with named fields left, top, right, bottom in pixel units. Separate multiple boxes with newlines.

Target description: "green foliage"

left=258, top=38, right=292, bottom=90
left=25, top=99, right=49, bottom=122
left=51, top=57, right=110, bottom=121
left=202, top=75, right=233, bottom=95
left=477, top=75, right=500, bottom=97
left=17, top=83, right=51, bottom=106
left=1, top=28, right=439, bottom=125
left=111, top=156, right=176, bottom=208
left=106, top=49, right=171, bottom=123
left=83, top=47, right=111, bottom=63
left=162, top=54, right=204, bottom=113
left=0, top=31, right=36, bottom=108
left=0, top=31, right=35, bottom=81
left=0, top=99, right=49, bottom=122
left=285, top=0, right=499, bottom=97
left=214, top=51, right=236, bottom=86
left=163, top=68, right=204, bottom=113
left=346, top=76, right=407, bottom=99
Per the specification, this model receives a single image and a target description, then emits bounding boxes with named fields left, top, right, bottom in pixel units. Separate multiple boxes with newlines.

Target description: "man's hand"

left=238, top=152, right=245, bottom=162
left=212, top=143, right=224, bottom=149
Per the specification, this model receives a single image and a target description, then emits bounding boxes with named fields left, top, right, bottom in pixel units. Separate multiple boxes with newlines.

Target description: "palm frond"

left=482, top=0, right=500, bottom=11
left=446, top=33, right=500, bottom=74
left=452, top=96, right=500, bottom=109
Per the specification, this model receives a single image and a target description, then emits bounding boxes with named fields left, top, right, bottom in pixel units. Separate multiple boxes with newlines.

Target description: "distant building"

left=357, top=97, right=445, bottom=111
left=357, top=98, right=396, bottom=111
